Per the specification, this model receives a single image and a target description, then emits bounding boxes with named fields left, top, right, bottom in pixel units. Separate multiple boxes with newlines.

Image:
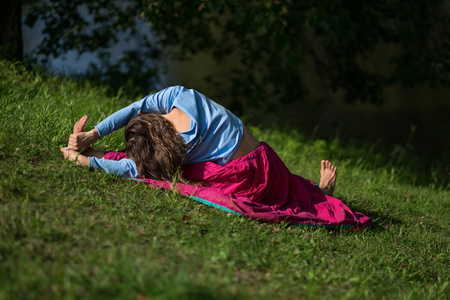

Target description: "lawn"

left=0, top=60, right=448, bottom=299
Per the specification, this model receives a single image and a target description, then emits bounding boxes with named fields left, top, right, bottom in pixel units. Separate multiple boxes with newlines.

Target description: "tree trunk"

left=0, top=0, right=23, bottom=61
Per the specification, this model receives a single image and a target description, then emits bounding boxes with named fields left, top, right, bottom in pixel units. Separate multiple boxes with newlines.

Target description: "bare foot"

left=73, top=115, right=88, bottom=134
left=319, top=160, right=337, bottom=196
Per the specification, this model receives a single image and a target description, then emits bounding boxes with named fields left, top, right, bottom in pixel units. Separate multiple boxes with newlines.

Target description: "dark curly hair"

left=125, top=113, right=187, bottom=182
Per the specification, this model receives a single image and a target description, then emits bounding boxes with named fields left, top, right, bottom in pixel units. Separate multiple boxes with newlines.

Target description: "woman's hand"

left=60, top=147, right=89, bottom=166
left=67, top=115, right=100, bottom=151
left=68, top=129, right=99, bottom=151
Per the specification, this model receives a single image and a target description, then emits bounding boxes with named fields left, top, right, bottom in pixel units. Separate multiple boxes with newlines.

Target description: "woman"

left=61, top=86, right=371, bottom=229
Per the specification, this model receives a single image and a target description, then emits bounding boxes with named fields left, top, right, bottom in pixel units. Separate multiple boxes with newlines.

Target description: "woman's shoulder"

left=157, top=85, right=192, bottom=100
left=164, top=85, right=202, bottom=95
left=148, top=86, right=188, bottom=104
left=163, top=85, right=188, bottom=92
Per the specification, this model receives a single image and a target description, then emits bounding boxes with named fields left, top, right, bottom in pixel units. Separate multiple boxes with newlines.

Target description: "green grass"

left=0, top=60, right=449, bottom=300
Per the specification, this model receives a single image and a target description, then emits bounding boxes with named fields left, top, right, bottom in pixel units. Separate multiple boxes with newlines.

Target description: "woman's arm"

left=93, top=86, right=181, bottom=138
left=60, top=148, right=90, bottom=166
left=89, top=156, right=139, bottom=178
left=81, top=147, right=105, bottom=159
left=68, top=86, right=181, bottom=151
left=60, top=147, right=139, bottom=178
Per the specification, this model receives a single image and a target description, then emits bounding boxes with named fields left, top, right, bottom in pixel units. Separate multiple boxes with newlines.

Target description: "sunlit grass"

left=0, top=60, right=449, bottom=299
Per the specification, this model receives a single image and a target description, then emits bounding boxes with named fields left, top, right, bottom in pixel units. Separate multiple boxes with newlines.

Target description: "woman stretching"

left=61, top=86, right=371, bottom=229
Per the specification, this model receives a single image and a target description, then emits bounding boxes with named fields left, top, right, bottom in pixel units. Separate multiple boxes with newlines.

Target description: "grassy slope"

left=0, top=60, right=448, bottom=300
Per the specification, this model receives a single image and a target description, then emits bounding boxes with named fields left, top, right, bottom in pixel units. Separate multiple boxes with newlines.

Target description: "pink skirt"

left=104, top=142, right=372, bottom=230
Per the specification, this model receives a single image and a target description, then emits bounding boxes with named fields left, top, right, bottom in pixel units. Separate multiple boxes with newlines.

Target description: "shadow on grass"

left=251, top=118, right=449, bottom=190
left=334, top=194, right=403, bottom=233
left=359, top=210, right=403, bottom=233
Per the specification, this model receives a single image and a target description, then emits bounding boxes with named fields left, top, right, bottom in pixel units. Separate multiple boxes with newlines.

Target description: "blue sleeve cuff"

left=93, top=125, right=104, bottom=139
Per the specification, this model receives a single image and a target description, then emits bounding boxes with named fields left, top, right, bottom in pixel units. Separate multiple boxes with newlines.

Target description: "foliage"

left=142, top=0, right=450, bottom=106
left=23, top=0, right=450, bottom=107
left=1, top=60, right=449, bottom=299
left=23, top=0, right=161, bottom=97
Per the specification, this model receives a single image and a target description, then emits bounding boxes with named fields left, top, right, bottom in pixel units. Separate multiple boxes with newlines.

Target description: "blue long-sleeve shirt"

left=89, top=86, right=243, bottom=177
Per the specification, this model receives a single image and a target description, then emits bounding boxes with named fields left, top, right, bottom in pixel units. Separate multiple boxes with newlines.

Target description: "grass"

left=0, top=60, right=449, bottom=299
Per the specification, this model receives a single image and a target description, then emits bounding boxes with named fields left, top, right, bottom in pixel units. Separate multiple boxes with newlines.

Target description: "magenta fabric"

left=103, top=143, right=371, bottom=230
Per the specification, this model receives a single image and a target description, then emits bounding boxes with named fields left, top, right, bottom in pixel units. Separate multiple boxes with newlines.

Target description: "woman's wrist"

left=60, top=148, right=90, bottom=166
left=76, top=154, right=90, bottom=166
left=88, top=128, right=100, bottom=145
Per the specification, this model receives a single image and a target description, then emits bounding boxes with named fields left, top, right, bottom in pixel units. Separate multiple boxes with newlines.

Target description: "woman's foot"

left=73, top=115, right=88, bottom=134
left=319, top=160, right=337, bottom=196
